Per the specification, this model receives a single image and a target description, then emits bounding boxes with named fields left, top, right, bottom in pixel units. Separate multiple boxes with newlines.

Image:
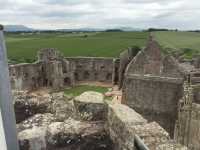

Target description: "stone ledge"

left=108, top=103, right=147, bottom=126
left=126, top=73, right=183, bottom=84
left=156, top=141, right=188, bottom=150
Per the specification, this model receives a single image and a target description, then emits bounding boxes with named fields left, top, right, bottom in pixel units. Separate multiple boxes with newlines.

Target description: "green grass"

left=64, top=85, right=108, bottom=97
left=154, top=31, right=200, bottom=59
left=5, top=31, right=149, bottom=63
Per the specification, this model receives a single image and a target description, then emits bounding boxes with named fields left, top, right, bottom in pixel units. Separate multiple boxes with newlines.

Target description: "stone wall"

left=175, top=103, right=200, bottom=150
left=107, top=103, right=187, bottom=150
left=9, top=62, right=44, bottom=90
left=66, top=57, right=115, bottom=84
left=190, top=71, right=200, bottom=104
left=9, top=49, right=117, bottom=91
left=118, top=48, right=137, bottom=88
left=122, top=38, right=184, bottom=136
left=174, top=79, right=200, bottom=150
left=123, top=75, right=183, bottom=136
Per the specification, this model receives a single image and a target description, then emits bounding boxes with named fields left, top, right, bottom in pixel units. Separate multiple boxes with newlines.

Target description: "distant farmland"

left=5, top=32, right=149, bottom=63
left=154, top=31, right=200, bottom=59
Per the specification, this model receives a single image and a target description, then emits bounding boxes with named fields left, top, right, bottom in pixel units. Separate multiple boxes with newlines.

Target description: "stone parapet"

left=107, top=103, right=186, bottom=150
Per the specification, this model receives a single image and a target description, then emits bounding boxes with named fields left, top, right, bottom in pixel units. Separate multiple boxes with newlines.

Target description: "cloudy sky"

left=0, top=0, right=200, bottom=30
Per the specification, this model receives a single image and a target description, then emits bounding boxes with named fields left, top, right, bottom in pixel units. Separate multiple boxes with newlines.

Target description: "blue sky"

left=0, top=0, right=200, bottom=30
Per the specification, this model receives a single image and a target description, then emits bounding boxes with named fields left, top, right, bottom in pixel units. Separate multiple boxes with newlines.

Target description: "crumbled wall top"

left=37, top=48, right=63, bottom=62
left=125, top=36, right=183, bottom=78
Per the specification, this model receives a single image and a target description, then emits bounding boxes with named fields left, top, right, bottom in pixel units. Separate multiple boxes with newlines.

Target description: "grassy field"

left=5, top=31, right=149, bottom=63
left=154, top=31, right=200, bottom=59
left=64, top=85, right=108, bottom=97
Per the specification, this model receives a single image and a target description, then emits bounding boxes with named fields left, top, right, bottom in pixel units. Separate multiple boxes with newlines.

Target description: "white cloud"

left=0, top=0, right=200, bottom=29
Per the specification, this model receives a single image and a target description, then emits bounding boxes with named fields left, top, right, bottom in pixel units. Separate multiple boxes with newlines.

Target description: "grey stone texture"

left=8, top=34, right=200, bottom=150
left=176, top=104, right=200, bottom=149
left=107, top=103, right=186, bottom=150
left=66, top=57, right=115, bottom=83
left=156, top=141, right=188, bottom=150
left=18, top=126, right=47, bottom=150
left=175, top=87, right=200, bottom=150
left=15, top=91, right=186, bottom=150
left=18, top=119, right=112, bottom=150
left=16, top=113, right=57, bottom=132
left=74, top=91, right=107, bottom=121
left=118, top=47, right=138, bottom=88
left=122, top=38, right=184, bottom=136
left=13, top=91, right=77, bottom=124
left=107, top=103, right=147, bottom=150
left=9, top=49, right=117, bottom=91
left=13, top=90, right=52, bottom=123
left=190, top=71, right=200, bottom=104
left=9, top=62, right=44, bottom=90
left=51, top=92, right=75, bottom=121
left=16, top=91, right=113, bottom=150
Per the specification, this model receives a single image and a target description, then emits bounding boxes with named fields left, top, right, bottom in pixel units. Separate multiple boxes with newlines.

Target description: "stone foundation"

left=14, top=91, right=186, bottom=150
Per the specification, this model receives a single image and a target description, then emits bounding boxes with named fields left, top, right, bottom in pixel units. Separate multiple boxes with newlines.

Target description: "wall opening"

left=31, top=77, right=37, bottom=88
left=106, top=73, right=112, bottom=81
left=84, top=71, right=90, bottom=80
left=64, top=77, right=71, bottom=86
left=94, top=72, right=98, bottom=80
left=75, top=72, right=79, bottom=81
left=114, top=61, right=119, bottom=84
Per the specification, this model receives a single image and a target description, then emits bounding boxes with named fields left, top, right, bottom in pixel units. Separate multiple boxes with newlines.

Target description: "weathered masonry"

left=174, top=73, right=200, bottom=150
left=122, top=37, right=184, bottom=136
left=15, top=91, right=187, bottom=150
left=9, top=49, right=119, bottom=90
left=7, top=31, right=200, bottom=149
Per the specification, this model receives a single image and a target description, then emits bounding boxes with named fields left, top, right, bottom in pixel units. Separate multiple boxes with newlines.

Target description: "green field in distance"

left=5, top=31, right=149, bottom=63
left=154, top=31, right=200, bottom=59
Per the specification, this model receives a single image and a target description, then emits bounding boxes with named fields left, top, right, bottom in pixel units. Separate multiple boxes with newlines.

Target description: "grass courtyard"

left=64, top=85, right=108, bottom=97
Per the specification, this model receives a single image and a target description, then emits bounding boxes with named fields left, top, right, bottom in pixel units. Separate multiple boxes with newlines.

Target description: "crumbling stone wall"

left=175, top=103, right=200, bottom=150
left=16, top=91, right=113, bottom=150
left=122, top=38, right=184, bottom=136
left=9, top=49, right=117, bottom=91
left=9, top=49, right=75, bottom=90
left=123, top=75, right=183, bottom=136
left=15, top=91, right=186, bottom=150
left=190, top=71, right=200, bottom=104
left=175, top=78, right=200, bottom=150
left=9, top=62, right=44, bottom=90
left=65, top=57, right=115, bottom=83
left=107, top=103, right=187, bottom=150
left=118, top=48, right=138, bottom=88
left=38, top=49, right=75, bottom=89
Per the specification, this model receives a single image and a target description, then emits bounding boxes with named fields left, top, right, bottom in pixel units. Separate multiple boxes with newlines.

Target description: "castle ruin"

left=5, top=34, right=200, bottom=150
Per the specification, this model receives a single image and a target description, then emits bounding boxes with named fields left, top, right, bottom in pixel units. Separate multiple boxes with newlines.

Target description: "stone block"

left=18, top=127, right=47, bottom=150
left=74, top=91, right=107, bottom=121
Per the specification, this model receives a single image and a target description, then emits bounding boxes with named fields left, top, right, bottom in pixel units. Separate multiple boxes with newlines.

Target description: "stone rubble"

left=74, top=91, right=107, bottom=121
left=13, top=90, right=52, bottom=123
left=14, top=89, right=188, bottom=150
